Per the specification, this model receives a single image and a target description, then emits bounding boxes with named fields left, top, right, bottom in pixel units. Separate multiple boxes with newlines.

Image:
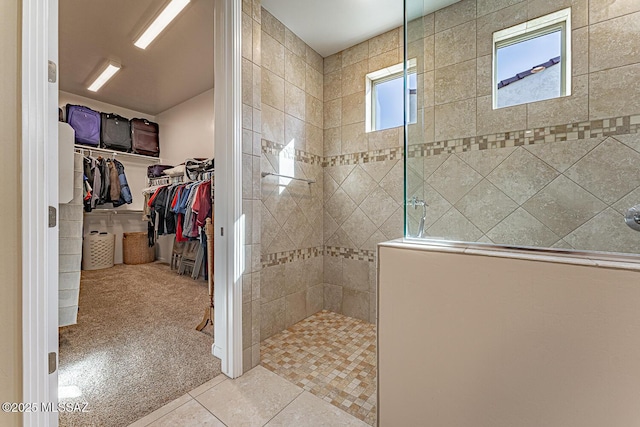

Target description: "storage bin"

left=82, top=231, right=115, bottom=270
left=123, top=232, right=155, bottom=265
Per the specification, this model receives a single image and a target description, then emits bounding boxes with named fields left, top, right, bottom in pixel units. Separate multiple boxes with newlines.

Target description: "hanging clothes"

left=82, top=155, right=133, bottom=211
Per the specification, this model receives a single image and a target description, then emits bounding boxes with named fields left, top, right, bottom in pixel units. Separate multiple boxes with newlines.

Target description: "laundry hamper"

left=82, top=231, right=115, bottom=270
left=123, top=232, right=155, bottom=265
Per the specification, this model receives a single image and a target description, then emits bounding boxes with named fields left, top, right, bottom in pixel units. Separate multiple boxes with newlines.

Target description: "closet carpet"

left=58, top=262, right=220, bottom=427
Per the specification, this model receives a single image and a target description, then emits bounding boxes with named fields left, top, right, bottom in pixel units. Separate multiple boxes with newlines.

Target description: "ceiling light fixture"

left=87, top=61, right=121, bottom=92
left=134, top=0, right=190, bottom=50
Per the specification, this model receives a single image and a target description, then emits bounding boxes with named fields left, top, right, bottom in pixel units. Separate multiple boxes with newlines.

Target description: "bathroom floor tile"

left=146, top=399, right=225, bottom=427
left=265, top=391, right=369, bottom=427
left=261, top=310, right=377, bottom=425
left=195, top=365, right=303, bottom=427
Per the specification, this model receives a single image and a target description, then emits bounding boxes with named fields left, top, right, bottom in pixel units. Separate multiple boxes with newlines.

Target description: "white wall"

left=155, top=88, right=214, bottom=165
left=378, top=242, right=640, bottom=427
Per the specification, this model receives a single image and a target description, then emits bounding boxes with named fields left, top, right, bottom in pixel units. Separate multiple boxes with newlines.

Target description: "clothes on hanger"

left=145, top=178, right=212, bottom=243
left=82, top=156, right=133, bottom=212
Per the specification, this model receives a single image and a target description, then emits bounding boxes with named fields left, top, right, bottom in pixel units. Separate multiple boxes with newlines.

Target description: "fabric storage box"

left=82, top=231, right=115, bottom=270
left=123, top=232, right=155, bottom=265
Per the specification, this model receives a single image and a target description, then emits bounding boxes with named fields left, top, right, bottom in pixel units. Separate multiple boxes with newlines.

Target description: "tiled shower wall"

left=402, top=0, right=640, bottom=253
left=322, top=30, right=406, bottom=324
left=259, top=9, right=325, bottom=341
left=241, top=0, right=263, bottom=372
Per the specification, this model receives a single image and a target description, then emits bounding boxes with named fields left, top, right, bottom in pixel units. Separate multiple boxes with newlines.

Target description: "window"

left=366, top=59, right=417, bottom=132
left=493, top=8, right=571, bottom=109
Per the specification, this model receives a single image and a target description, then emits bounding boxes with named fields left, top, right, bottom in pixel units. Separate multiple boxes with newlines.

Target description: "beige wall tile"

left=477, top=0, right=523, bottom=17
left=306, top=64, right=323, bottom=100
left=252, top=20, right=262, bottom=66
left=342, top=122, right=368, bottom=154
left=306, top=284, right=324, bottom=316
left=527, top=0, right=588, bottom=29
left=572, top=27, right=589, bottom=76
left=261, top=297, right=285, bottom=340
left=341, top=60, right=368, bottom=97
left=306, top=46, right=324, bottom=73
left=369, top=29, right=400, bottom=57
left=284, top=82, right=306, bottom=120
left=285, top=114, right=305, bottom=150
left=324, top=127, right=341, bottom=156
left=251, top=0, right=261, bottom=23
left=341, top=92, right=365, bottom=126
left=261, top=8, right=284, bottom=43
left=476, top=54, right=493, bottom=97
left=306, top=95, right=323, bottom=128
left=243, top=103, right=253, bottom=130
left=242, top=12, right=253, bottom=61
left=435, top=21, right=476, bottom=68
left=589, top=12, right=640, bottom=73
left=476, top=2, right=528, bottom=57
left=434, top=0, right=477, bottom=33
left=284, top=28, right=306, bottom=58
left=423, top=35, right=435, bottom=72
left=342, top=289, right=370, bottom=322
left=306, top=124, right=323, bottom=155
left=528, top=74, right=589, bottom=128
left=434, top=98, right=477, bottom=141
left=369, top=49, right=401, bottom=73
left=589, top=64, right=640, bottom=119
left=262, top=32, right=284, bottom=78
left=323, top=71, right=342, bottom=101
left=285, top=50, right=306, bottom=90
left=261, top=104, right=284, bottom=143
left=590, top=0, right=640, bottom=24
left=434, top=59, right=477, bottom=105
left=262, top=69, right=284, bottom=111
left=407, top=16, right=425, bottom=43
left=477, top=95, right=527, bottom=135
left=323, top=99, right=342, bottom=129
left=343, top=259, right=370, bottom=292
left=368, top=127, right=401, bottom=151
left=323, top=283, right=343, bottom=312
left=423, top=71, right=434, bottom=108
left=285, top=291, right=307, bottom=328
left=242, top=58, right=253, bottom=106
left=253, top=63, right=262, bottom=108
left=342, top=41, right=369, bottom=67
left=324, top=52, right=342, bottom=74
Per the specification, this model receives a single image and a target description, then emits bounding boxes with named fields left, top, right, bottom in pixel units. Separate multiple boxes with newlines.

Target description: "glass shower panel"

left=403, top=0, right=640, bottom=258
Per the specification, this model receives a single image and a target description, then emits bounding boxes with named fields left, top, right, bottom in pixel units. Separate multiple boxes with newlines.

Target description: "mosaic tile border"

left=324, top=246, right=376, bottom=262
left=262, top=246, right=325, bottom=268
left=262, top=246, right=376, bottom=268
left=262, top=139, right=323, bottom=165
left=317, top=114, right=640, bottom=166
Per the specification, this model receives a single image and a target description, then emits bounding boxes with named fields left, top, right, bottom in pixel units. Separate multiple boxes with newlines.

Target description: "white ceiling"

left=262, top=0, right=461, bottom=58
left=59, top=0, right=214, bottom=116
left=59, top=0, right=459, bottom=115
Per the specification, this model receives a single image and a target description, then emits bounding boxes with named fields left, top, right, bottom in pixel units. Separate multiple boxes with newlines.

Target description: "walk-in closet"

left=56, top=1, right=219, bottom=425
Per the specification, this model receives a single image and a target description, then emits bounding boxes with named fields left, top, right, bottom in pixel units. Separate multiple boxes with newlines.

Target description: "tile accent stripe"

left=262, top=139, right=323, bottom=165
left=323, top=246, right=376, bottom=262
left=259, top=114, right=640, bottom=167
left=262, top=246, right=376, bottom=268
left=262, top=246, right=325, bottom=268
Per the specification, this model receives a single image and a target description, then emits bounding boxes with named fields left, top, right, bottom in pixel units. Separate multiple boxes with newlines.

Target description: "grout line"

left=261, top=389, right=306, bottom=426
left=193, top=398, right=229, bottom=427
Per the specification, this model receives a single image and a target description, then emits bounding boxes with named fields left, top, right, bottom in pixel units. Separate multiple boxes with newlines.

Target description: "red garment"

left=175, top=213, right=187, bottom=242
left=147, top=186, right=165, bottom=206
left=193, top=181, right=212, bottom=228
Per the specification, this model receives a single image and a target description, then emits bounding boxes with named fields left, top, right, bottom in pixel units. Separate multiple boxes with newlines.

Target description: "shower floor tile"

left=261, top=310, right=377, bottom=426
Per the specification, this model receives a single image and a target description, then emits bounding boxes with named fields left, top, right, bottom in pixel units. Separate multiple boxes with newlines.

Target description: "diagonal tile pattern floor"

left=260, top=311, right=377, bottom=426
left=128, top=366, right=368, bottom=427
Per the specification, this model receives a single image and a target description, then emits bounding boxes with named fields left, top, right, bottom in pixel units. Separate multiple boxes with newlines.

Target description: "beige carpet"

left=59, top=262, right=221, bottom=427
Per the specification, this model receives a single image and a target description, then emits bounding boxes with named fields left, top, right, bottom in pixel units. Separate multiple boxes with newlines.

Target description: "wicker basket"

left=123, top=232, right=155, bottom=265
left=82, top=231, right=115, bottom=270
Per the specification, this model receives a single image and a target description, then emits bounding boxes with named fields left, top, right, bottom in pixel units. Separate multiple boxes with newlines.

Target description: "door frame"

left=21, top=1, right=245, bottom=425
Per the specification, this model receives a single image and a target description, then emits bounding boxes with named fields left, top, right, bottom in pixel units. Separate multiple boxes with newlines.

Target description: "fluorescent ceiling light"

left=87, top=61, right=121, bottom=92
left=134, top=0, right=190, bottom=49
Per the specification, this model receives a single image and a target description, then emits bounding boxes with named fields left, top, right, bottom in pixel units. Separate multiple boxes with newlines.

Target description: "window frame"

left=366, top=58, right=417, bottom=132
left=492, top=8, right=572, bottom=110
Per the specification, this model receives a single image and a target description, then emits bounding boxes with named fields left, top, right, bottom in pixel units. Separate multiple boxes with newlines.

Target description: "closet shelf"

left=86, top=209, right=144, bottom=214
left=74, top=145, right=162, bottom=163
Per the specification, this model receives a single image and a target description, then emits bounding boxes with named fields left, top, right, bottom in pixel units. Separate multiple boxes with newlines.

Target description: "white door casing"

left=22, top=0, right=59, bottom=426
left=213, top=0, right=244, bottom=379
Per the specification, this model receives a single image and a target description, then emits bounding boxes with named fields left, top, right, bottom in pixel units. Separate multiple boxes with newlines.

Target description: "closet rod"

left=261, top=172, right=315, bottom=184
left=74, top=145, right=162, bottom=163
